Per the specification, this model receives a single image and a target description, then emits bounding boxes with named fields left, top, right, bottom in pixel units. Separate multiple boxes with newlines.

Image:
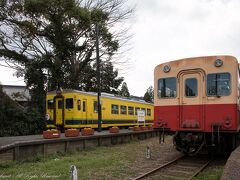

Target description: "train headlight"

left=45, top=113, right=50, bottom=121
left=215, top=59, right=223, bottom=67
left=163, top=64, right=171, bottom=73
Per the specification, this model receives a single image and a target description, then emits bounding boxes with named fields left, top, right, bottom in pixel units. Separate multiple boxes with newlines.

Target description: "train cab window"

left=58, top=100, right=63, bottom=109
left=66, top=98, right=73, bottom=109
left=47, top=100, right=54, bottom=109
left=83, top=101, right=86, bottom=112
left=158, top=77, right=177, bottom=98
left=93, top=101, right=98, bottom=113
left=112, top=104, right=119, bottom=114
left=185, top=78, right=198, bottom=97
left=128, top=106, right=134, bottom=115
left=120, top=105, right=127, bottom=115
left=147, top=109, right=151, bottom=116
left=135, top=107, right=140, bottom=115
left=77, top=100, right=81, bottom=111
left=207, top=73, right=231, bottom=96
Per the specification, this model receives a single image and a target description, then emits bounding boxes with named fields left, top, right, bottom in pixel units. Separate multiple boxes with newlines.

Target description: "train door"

left=65, top=98, right=74, bottom=122
left=179, top=70, right=204, bottom=130
left=54, top=97, right=64, bottom=127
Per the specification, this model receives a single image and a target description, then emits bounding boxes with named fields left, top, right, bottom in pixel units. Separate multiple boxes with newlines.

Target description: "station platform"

left=0, top=129, right=159, bottom=162
left=221, top=145, right=240, bottom=180
left=0, top=129, right=119, bottom=149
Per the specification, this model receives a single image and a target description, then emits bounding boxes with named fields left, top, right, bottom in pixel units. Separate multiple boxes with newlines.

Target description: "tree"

left=0, top=0, right=133, bottom=109
left=0, top=85, right=45, bottom=136
left=119, top=82, right=130, bottom=97
left=82, top=60, right=124, bottom=94
left=143, top=86, right=154, bottom=103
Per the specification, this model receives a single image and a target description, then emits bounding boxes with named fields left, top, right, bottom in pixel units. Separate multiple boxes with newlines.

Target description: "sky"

left=1, top=0, right=240, bottom=96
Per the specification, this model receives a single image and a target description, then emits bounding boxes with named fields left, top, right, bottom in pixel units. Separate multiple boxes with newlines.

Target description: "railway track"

left=133, top=155, right=212, bottom=180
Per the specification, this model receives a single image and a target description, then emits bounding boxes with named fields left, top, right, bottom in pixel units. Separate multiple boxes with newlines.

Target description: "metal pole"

left=96, top=23, right=102, bottom=132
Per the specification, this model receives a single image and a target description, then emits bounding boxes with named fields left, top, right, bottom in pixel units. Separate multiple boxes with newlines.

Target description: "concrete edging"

left=0, top=130, right=159, bottom=162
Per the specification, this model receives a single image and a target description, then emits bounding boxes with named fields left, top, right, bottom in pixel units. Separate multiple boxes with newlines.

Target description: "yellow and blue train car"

left=46, top=89, right=153, bottom=130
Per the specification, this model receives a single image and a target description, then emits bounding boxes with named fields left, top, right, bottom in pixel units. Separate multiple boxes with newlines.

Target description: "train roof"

left=154, top=55, right=238, bottom=76
left=47, top=89, right=153, bottom=106
left=157, top=55, right=237, bottom=66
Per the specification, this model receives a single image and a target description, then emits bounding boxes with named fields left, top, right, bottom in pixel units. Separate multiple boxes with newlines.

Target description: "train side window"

left=158, top=77, right=177, bottom=98
left=207, top=73, right=231, bottom=96
left=93, top=101, right=98, bottom=113
left=112, top=104, right=119, bottom=114
left=83, top=101, right=86, bottom=112
left=66, top=98, right=73, bottom=109
left=135, top=107, right=140, bottom=115
left=128, top=106, right=134, bottom=115
left=185, top=78, right=198, bottom=97
left=141, top=108, right=146, bottom=114
left=120, top=105, right=127, bottom=115
left=147, top=109, right=151, bottom=116
left=77, top=100, right=81, bottom=111
left=47, top=100, right=54, bottom=109
left=58, top=100, right=63, bottom=109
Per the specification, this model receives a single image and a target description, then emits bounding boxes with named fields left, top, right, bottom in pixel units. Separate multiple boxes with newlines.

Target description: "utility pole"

left=96, top=23, right=102, bottom=132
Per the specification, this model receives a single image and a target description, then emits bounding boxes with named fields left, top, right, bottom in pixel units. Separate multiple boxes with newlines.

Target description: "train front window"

left=207, top=73, right=231, bottom=96
left=158, top=77, right=176, bottom=98
left=185, top=78, right=197, bottom=97
left=66, top=98, right=73, bottom=109
left=47, top=100, right=54, bottom=109
left=58, top=100, right=63, bottom=109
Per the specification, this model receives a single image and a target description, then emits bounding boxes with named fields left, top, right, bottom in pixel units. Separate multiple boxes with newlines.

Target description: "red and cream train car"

left=154, top=56, right=240, bottom=154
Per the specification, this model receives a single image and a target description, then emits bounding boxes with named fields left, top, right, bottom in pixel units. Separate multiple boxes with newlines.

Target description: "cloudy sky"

left=1, top=0, right=240, bottom=96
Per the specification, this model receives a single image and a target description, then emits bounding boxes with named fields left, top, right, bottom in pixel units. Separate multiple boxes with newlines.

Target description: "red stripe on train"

left=154, top=104, right=239, bottom=132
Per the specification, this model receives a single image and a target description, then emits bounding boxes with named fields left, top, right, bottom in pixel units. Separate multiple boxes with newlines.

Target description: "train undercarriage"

left=173, top=131, right=240, bottom=156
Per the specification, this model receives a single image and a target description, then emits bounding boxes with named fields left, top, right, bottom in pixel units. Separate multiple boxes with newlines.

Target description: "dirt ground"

left=124, top=135, right=182, bottom=179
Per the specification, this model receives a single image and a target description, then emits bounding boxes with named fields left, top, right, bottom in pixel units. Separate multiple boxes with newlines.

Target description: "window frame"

left=185, top=78, right=198, bottom=98
left=47, top=100, right=54, bottom=109
left=128, top=106, right=134, bottom=115
left=83, top=101, right=86, bottom=112
left=111, top=104, right=119, bottom=114
left=135, top=107, right=140, bottom=115
left=157, top=77, right=177, bottom=99
left=120, top=105, right=127, bottom=115
left=65, top=98, right=73, bottom=109
left=93, top=101, right=98, bottom=113
left=206, top=72, right=231, bottom=97
left=58, top=100, right=63, bottom=109
left=147, top=108, right=151, bottom=116
left=77, top=100, right=81, bottom=111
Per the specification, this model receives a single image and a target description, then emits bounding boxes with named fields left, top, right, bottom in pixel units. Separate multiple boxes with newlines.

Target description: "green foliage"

left=119, top=82, right=130, bottom=97
left=0, top=0, right=132, bottom=134
left=83, top=61, right=124, bottom=94
left=0, top=86, right=45, bottom=136
left=143, top=86, right=154, bottom=103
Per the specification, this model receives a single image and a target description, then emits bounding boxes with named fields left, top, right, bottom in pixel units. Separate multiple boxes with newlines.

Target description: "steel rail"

left=188, top=158, right=213, bottom=180
left=133, top=155, right=185, bottom=180
left=133, top=155, right=212, bottom=180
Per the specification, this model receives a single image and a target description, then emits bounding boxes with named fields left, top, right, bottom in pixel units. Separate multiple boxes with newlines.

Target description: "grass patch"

left=0, top=139, right=147, bottom=179
left=0, top=137, right=225, bottom=180
left=193, top=166, right=224, bottom=180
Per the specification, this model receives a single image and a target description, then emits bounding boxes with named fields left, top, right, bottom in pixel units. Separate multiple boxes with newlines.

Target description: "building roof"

left=2, top=85, right=30, bottom=102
